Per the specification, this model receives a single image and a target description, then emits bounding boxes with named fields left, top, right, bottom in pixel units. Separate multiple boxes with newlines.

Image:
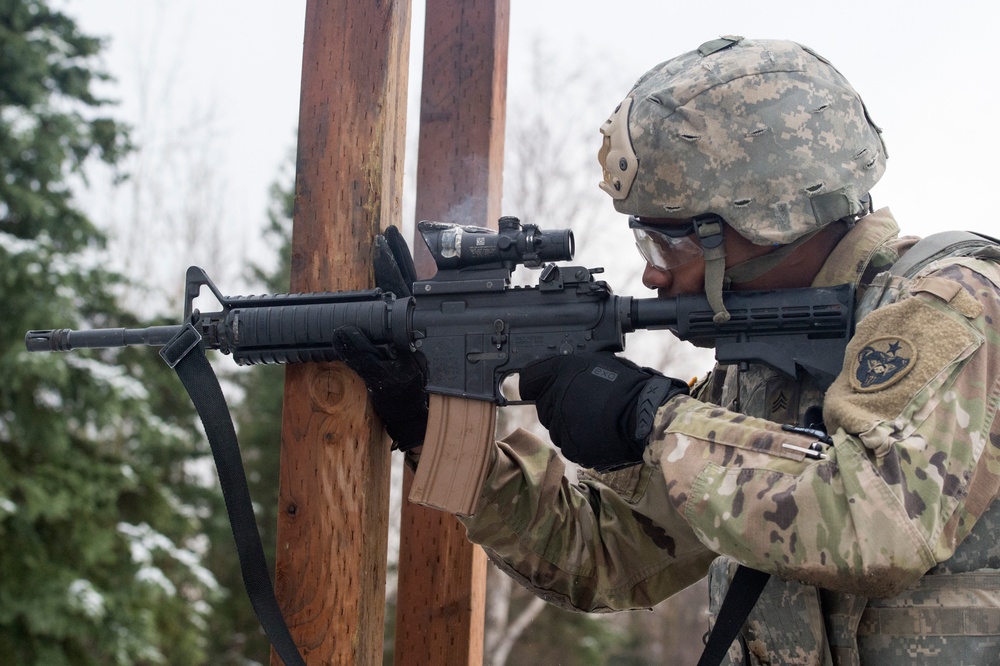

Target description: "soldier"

left=336, top=37, right=1000, bottom=664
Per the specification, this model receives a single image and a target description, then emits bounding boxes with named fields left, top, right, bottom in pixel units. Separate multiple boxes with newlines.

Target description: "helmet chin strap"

left=692, top=215, right=730, bottom=323
left=721, top=205, right=865, bottom=296
left=724, top=229, right=823, bottom=285
left=698, top=222, right=825, bottom=323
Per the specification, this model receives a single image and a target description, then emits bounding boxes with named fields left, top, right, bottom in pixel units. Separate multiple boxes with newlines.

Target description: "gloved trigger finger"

left=517, top=356, right=563, bottom=402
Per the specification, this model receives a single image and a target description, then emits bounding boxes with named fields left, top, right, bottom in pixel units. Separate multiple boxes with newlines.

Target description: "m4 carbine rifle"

left=26, top=217, right=855, bottom=515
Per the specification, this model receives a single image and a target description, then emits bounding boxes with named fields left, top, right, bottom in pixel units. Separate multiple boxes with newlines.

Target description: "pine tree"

left=0, top=2, right=222, bottom=663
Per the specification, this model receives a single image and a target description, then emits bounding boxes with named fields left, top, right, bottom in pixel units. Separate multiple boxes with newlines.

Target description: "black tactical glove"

left=519, top=353, right=689, bottom=471
left=331, top=225, right=427, bottom=451
left=373, top=225, right=417, bottom=298
left=331, top=326, right=427, bottom=451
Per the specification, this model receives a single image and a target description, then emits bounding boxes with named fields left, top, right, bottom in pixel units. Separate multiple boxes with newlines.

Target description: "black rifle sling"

left=697, top=565, right=770, bottom=666
left=161, top=324, right=306, bottom=666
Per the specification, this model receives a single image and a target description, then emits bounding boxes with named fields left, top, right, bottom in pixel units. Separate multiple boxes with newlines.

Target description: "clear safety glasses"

left=628, top=216, right=704, bottom=271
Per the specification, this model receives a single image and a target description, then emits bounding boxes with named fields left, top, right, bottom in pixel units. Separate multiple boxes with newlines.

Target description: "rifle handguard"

left=408, top=394, right=497, bottom=516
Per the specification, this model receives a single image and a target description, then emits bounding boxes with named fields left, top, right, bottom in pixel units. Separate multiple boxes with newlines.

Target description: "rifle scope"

left=418, top=216, right=574, bottom=270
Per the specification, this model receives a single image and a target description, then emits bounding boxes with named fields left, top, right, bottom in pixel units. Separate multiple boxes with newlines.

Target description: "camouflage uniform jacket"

left=460, top=209, right=1000, bottom=664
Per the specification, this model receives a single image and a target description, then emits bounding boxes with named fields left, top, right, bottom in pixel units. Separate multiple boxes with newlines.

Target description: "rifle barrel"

left=25, top=326, right=184, bottom=352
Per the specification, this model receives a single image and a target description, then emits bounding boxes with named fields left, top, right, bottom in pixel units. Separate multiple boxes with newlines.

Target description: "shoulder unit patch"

left=851, top=336, right=916, bottom=392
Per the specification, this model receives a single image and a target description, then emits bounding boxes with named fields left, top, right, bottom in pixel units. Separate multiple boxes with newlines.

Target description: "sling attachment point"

left=159, top=322, right=202, bottom=368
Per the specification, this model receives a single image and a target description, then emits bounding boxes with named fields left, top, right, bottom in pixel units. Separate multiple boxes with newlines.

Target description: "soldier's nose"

left=642, top=263, right=672, bottom=291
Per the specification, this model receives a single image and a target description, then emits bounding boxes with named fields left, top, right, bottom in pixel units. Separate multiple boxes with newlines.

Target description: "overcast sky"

left=61, top=1, right=997, bottom=316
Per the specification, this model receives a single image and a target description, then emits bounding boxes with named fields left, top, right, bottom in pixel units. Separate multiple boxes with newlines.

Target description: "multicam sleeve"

left=458, top=427, right=715, bottom=612
left=647, top=261, right=1000, bottom=599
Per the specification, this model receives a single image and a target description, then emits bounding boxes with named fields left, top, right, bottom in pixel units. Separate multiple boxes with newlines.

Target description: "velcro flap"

left=910, top=276, right=983, bottom=318
left=824, top=294, right=981, bottom=436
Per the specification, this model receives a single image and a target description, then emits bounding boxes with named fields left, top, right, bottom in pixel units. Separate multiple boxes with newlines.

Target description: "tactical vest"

left=707, top=232, right=1000, bottom=666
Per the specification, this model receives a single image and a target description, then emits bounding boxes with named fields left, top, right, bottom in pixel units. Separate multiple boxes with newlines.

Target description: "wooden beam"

left=394, top=0, right=509, bottom=664
left=409, top=0, right=510, bottom=277
left=274, top=1, right=411, bottom=663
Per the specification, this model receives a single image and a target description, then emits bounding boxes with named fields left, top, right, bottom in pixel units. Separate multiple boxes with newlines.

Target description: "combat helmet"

left=599, top=36, right=887, bottom=320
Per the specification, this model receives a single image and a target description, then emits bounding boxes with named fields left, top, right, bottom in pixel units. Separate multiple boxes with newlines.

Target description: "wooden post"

left=273, top=1, right=411, bottom=664
left=394, top=0, right=509, bottom=664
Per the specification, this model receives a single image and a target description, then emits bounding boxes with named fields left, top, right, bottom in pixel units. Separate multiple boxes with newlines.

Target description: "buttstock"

left=408, top=394, right=497, bottom=516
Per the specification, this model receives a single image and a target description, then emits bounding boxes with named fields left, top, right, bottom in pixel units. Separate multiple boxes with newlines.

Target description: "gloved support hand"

left=331, top=326, right=428, bottom=451
left=519, top=353, right=689, bottom=471
left=330, top=226, right=428, bottom=451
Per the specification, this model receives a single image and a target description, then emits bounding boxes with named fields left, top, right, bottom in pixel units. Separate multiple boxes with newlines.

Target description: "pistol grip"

left=408, top=394, right=497, bottom=516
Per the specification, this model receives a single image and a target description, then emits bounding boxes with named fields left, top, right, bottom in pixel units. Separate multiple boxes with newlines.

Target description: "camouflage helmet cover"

left=598, top=36, right=887, bottom=245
